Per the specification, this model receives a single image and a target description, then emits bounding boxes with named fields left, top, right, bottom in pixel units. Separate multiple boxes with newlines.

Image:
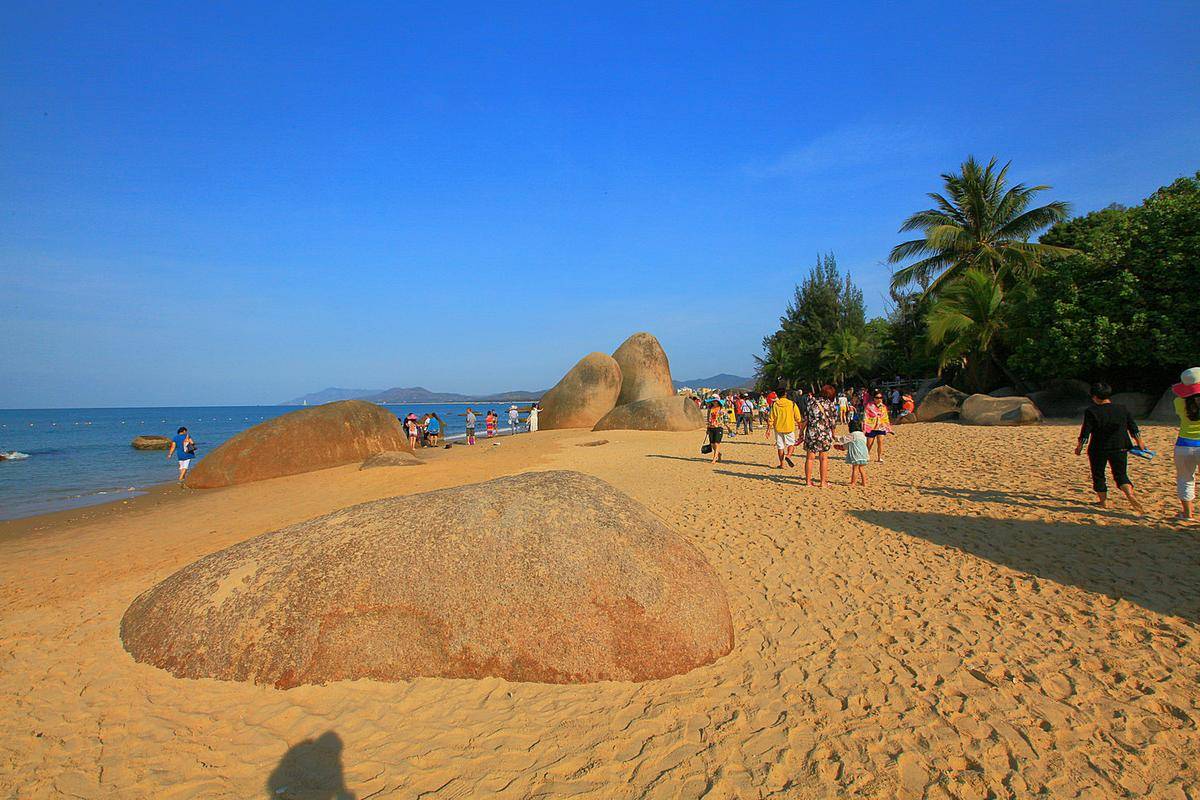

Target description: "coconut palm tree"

left=925, top=268, right=1023, bottom=392
left=889, top=156, right=1074, bottom=295
left=819, top=330, right=874, bottom=387
left=755, top=336, right=796, bottom=390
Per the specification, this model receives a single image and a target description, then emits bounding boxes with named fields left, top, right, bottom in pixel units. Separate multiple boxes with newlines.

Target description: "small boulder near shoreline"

left=120, top=471, right=733, bottom=687
left=593, top=396, right=705, bottom=432
left=131, top=435, right=171, bottom=450
left=186, top=400, right=409, bottom=489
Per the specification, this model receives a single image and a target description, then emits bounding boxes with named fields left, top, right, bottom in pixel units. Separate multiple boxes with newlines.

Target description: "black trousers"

left=1088, top=449, right=1130, bottom=493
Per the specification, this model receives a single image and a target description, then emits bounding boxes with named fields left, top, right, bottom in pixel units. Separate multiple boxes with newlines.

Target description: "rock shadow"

left=850, top=510, right=1200, bottom=623
left=266, top=731, right=355, bottom=800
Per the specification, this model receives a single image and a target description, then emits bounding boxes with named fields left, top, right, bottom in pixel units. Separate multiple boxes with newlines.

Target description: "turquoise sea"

left=0, top=403, right=518, bottom=520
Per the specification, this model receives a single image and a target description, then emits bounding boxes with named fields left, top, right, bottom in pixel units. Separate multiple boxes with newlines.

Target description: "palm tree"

left=889, top=156, right=1074, bottom=295
left=924, top=268, right=1023, bottom=391
left=819, top=330, right=874, bottom=387
left=755, top=336, right=795, bottom=390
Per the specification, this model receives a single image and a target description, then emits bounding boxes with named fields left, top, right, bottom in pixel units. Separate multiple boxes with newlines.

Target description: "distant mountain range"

left=672, top=374, right=754, bottom=390
left=283, top=373, right=754, bottom=406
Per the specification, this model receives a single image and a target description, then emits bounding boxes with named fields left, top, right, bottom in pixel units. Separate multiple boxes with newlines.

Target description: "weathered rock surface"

left=186, top=401, right=409, bottom=489
left=538, top=353, right=623, bottom=430
left=987, top=386, right=1019, bottom=398
left=360, top=451, right=424, bottom=469
left=121, top=471, right=733, bottom=687
left=917, top=386, right=968, bottom=422
left=1028, top=379, right=1091, bottom=419
left=1111, top=392, right=1156, bottom=418
left=593, top=396, right=706, bottom=432
left=913, top=378, right=942, bottom=407
left=1150, top=388, right=1179, bottom=423
left=612, top=332, right=675, bottom=406
left=961, top=394, right=1042, bottom=426
left=131, top=435, right=172, bottom=450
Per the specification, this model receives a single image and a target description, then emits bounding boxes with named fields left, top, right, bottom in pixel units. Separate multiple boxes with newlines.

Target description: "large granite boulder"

left=612, top=332, right=675, bottom=406
left=917, top=386, right=968, bottom=422
left=1150, top=388, right=1179, bottom=423
left=1027, top=379, right=1091, bottom=419
left=120, top=471, right=733, bottom=687
left=987, top=386, right=1019, bottom=398
left=593, top=396, right=706, bottom=432
left=538, top=353, right=623, bottom=430
left=131, top=435, right=171, bottom=450
left=186, top=401, right=409, bottom=489
left=913, top=378, right=942, bottom=407
left=360, top=451, right=424, bottom=469
left=1111, top=392, right=1156, bottom=418
left=961, top=394, right=1042, bottom=426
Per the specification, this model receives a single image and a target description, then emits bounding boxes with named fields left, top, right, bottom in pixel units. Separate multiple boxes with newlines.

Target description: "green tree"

left=1007, top=171, right=1200, bottom=391
left=889, top=156, right=1073, bottom=294
left=759, top=253, right=866, bottom=387
left=820, top=330, right=875, bottom=386
left=754, top=334, right=796, bottom=391
left=925, top=269, right=1021, bottom=392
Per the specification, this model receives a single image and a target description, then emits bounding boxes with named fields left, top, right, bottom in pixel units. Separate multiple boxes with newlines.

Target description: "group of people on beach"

left=703, top=385, right=904, bottom=487
left=458, top=404, right=540, bottom=445
left=1076, top=368, right=1200, bottom=522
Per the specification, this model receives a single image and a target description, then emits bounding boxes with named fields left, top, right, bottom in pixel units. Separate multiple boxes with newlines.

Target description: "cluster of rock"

left=914, top=377, right=1172, bottom=426
left=131, top=435, right=172, bottom=450
left=540, top=332, right=706, bottom=433
left=120, top=471, right=733, bottom=687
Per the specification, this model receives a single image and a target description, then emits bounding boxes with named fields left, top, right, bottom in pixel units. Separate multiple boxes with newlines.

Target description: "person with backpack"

left=167, top=426, right=197, bottom=483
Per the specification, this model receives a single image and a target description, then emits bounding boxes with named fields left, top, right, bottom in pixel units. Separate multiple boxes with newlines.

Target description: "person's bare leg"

left=776, top=448, right=786, bottom=468
left=859, top=466, right=868, bottom=486
left=1094, top=491, right=1107, bottom=508
left=711, top=442, right=720, bottom=464
left=876, top=435, right=885, bottom=463
left=1119, top=484, right=1144, bottom=514
left=804, top=452, right=813, bottom=485
left=1180, top=499, right=1194, bottom=520
left=818, top=452, right=828, bottom=487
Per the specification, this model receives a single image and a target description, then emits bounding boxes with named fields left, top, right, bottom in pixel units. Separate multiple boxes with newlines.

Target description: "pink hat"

left=1172, top=367, right=1200, bottom=398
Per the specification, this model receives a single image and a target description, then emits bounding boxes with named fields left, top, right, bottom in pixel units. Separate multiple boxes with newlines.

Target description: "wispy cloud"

left=747, top=122, right=944, bottom=180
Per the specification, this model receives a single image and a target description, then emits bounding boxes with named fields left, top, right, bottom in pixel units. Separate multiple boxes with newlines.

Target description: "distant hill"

left=282, top=387, right=381, bottom=406
left=281, top=386, right=543, bottom=406
left=672, top=374, right=754, bottom=390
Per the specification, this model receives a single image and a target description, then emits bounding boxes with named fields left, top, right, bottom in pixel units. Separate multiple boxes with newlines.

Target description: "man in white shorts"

left=167, top=426, right=196, bottom=482
left=766, top=388, right=804, bottom=469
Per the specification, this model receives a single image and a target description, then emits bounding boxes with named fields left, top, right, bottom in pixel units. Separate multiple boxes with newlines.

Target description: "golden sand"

left=1, top=422, right=1197, bottom=798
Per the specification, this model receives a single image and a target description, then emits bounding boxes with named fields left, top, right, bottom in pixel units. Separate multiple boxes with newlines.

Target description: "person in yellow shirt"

left=766, top=387, right=804, bottom=469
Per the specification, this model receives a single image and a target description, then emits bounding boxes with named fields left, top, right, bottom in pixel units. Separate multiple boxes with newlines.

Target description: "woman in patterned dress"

left=803, top=384, right=838, bottom=487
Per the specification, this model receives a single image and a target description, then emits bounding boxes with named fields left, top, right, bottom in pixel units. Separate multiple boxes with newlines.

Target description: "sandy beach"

left=1, top=422, right=1197, bottom=798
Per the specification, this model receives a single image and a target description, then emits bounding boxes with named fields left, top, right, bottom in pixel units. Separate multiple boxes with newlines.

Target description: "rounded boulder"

left=186, top=400, right=409, bottom=489
left=1110, top=392, right=1155, bottom=418
left=120, top=471, right=733, bottom=687
left=612, top=332, right=675, bottom=406
left=131, top=435, right=172, bottom=450
left=360, top=451, right=424, bottom=469
left=916, top=386, right=968, bottom=422
left=960, top=394, right=1043, bottom=426
left=593, top=396, right=706, bottom=432
left=1027, top=379, right=1091, bottom=419
left=538, top=353, right=623, bottom=430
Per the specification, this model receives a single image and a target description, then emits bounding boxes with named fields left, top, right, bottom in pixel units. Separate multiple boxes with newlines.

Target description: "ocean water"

left=0, top=403, right=523, bottom=521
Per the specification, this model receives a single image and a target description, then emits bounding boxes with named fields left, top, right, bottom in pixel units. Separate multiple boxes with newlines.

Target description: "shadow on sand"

left=267, top=731, right=354, bottom=800
left=901, top=484, right=1134, bottom=519
left=646, top=453, right=765, bottom=468
left=850, top=510, right=1200, bottom=623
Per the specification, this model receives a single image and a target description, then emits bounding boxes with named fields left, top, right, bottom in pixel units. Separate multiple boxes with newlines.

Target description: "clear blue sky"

left=3, top=2, right=1197, bottom=407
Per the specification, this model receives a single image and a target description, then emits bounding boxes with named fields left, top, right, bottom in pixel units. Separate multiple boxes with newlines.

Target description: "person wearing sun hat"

left=1171, top=367, right=1200, bottom=521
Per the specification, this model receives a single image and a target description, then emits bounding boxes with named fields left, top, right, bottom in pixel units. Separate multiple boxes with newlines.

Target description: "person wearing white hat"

left=508, top=404, right=520, bottom=435
left=1171, top=367, right=1200, bottom=521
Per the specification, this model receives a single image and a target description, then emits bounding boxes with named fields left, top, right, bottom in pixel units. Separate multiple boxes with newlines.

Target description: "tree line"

left=756, top=159, right=1199, bottom=395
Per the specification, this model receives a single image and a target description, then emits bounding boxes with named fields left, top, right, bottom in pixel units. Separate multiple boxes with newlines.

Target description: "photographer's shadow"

left=266, top=730, right=354, bottom=800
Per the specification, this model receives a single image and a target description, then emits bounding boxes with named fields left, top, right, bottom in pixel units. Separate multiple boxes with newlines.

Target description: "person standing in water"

left=166, top=426, right=196, bottom=482
left=1074, top=382, right=1145, bottom=513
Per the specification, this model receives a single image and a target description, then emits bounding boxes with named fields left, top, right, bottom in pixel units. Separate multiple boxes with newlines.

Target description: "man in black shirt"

left=1075, top=382, right=1146, bottom=512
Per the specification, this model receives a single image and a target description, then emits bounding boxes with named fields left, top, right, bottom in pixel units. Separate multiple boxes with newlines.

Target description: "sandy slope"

left=0, top=422, right=1197, bottom=799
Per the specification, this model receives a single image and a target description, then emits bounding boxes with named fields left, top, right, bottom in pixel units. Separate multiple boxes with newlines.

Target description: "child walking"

left=834, top=418, right=870, bottom=486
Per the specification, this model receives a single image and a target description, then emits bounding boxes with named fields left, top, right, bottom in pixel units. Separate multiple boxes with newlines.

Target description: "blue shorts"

left=866, top=430, right=887, bottom=438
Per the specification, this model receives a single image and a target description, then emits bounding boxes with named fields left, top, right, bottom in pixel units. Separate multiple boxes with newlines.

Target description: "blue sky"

left=3, top=2, right=1197, bottom=408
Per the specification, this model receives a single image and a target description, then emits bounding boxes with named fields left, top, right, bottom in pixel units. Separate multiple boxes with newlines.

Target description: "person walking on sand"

left=834, top=418, right=870, bottom=486
left=1169, top=368, right=1200, bottom=521
left=801, top=385, right=838, bottom=487
left=1075, top=382, right=1146, bottom=513
left=405, top=414, right=420, bottom=450
left=167, top=426, right=196, bottom=482
left=766, top=387, right=803, bottom=469
left=705, top=397, right=725, bottom=464
left=863, top=390, right=892, bottom=462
